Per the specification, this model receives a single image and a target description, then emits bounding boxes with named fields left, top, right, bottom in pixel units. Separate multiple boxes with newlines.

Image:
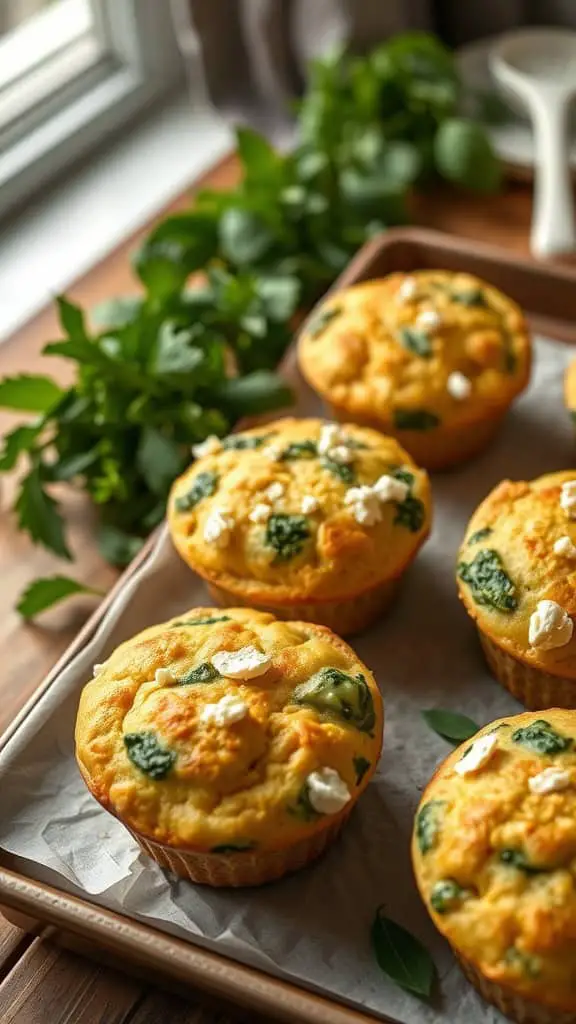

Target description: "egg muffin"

left=457, top=472, right=576, bottom=709
left=413, top=710, right=576, bottom=1022
left=167, top=417, right=431, bottom=637
left=75, top=607, right=383, bottom=886
left=564, top=358, right=576, bottom=429
left=297, top=271, right=531, bottom=470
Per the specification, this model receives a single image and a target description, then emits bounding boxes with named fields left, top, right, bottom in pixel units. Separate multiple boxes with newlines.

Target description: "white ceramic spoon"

left=490, top=28, right=576, bottom=257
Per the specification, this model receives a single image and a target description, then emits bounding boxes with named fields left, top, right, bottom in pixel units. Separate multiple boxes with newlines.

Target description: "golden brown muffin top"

left=75, top=608, right=383, bottom=851
left=564, top=357, right=576, bottom=417
left=167, top=417, right=431, bottom=602
left=413, top=709, right=576, bottom=1012
left=457, top=471, right=576, bottom=678
left=297, top=272, right=530, bottom=430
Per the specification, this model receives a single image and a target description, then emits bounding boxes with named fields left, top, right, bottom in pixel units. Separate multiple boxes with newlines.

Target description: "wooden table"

left=0, top=157, right=551, bottom=1022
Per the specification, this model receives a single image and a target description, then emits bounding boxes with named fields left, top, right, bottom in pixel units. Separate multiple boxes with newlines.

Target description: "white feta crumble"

left=529, top=767, right=572, bottom=795
left=211, top=645, right=271, bottom=679
left=528, top=599, right=573, bottom=650
left=249, top=502, right=271, bottom=524
left=203, top=508, right=235, bottom=548
left=301, top=495, right=320, bottom=514
left=344, top=485, right=383, bottom=526
left=396, top=277, right=417, bottom=303
left=200, top=694, right=248, bottom=726
left=266, top=481, right=285, bottom=502
left=417, top=309, right=442, bottom=332
left=262, top=444, right=282, bottom=461
left=447, top=371, right=472, bottom=400
left=155, top=667, right=176, bottom=686
left=327, top=444, right=354, bottom=465
left=560, top=481, right=576, bottom=519
left=192, top=435, right=222, bottom=459
left=454, top=734, right=498, bottom=776
left=92, top=663, right=105, bottom=676
left=372, top=474, right=409, bottom=504
left=306, top=767, right=351, bottom=814
left=554, top=535, right=576, bottom=559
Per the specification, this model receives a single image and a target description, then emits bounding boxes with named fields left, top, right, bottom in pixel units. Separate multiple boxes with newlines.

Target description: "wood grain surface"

left=0, top=153, right=558, bottom=1023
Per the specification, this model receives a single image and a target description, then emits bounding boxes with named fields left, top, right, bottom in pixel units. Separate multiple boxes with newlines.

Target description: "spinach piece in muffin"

left=174, top=471, right=218, bottom=512
left=265, top=513, right=310, bottom=562
left=430, top=879, right=468, bottom=914
left=457, top=548, right=518, bottom=612
left=386, top=466, right=426, bottom=533
left=320, top=457, right=356, bottom=484
left=450, top=287, right=488, bottom=307
left=292, top=666, right=376, bottom=735
left=222, top=432, right=274, bottom=450
left=171, top=615, right=231, bottom=627
left=305, top=305, right=342, bottom=339
left=393, top=409, right=440, bottom=431
left=415, top=800, right=446, bottom=854
left=468, top=527, right=493, bottom=545
left=288, top=781, right=322, bottom=821
left=176, top=662, right=220, bottom=684
left=398, top=327, right=433, bottom=358
left=124, top=731, right=176, bottom=779
left=211, top=841, right=255, bottom=853
left=352, top=755, right=371, bottom=785
left=499, top=848, right=550, bottom=874
left=504, top=947, right=541, bottom=978
left=280, top=439, right=318, bottom=460
left=511, top=719, right=572, bottom=756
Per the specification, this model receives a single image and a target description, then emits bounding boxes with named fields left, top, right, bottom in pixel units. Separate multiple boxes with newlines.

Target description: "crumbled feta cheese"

left=529, top=767, right=572, bottom=795
left=560, top=481, right=576, bottom=518
left=192, top=435, right=222, bottom=459
left=528, top=599, right=573, bottom=650
left=317, top=424, right=343, bottom=456
left=417, top=309, right=442, bottom=332
left=554, top=535, right=576, bottom=559
left=155, top=667, right=175, bottom=686
left=262, top=445, right=282, bottom=461
left=344, top=485, right=383, bottom=526
left=306, top=767, right=351, bottom=814
left=266, top=481, right=285, bottom=502
left=372, top=474, right=409, bottom=504
left=396, top=277, right=417, bottom=303
left=327, top=444, right=353, bottom=465
left=200, top=694, right=248, bottom=726
left=211, top=645, right=271, bottom=679
left=454, top=734, right=498, bottom=776
left=249, top=502, right=271, bottom=524
left=447, top=371, right=472, bottom=400
left=301, top=495, right=320, bottom=514
left=92, top=663, right=105, bottom=676
left=203, top=508, right=235, bottom=547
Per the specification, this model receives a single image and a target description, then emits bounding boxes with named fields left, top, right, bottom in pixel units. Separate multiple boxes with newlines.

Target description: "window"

left=0, top=0, right=186, bottom=218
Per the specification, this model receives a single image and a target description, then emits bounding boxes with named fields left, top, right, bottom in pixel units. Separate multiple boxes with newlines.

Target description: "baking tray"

left=1, top=227, right=576, bottom=1024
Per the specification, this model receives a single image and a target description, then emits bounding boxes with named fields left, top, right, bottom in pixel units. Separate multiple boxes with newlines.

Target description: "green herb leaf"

left=57, top=296, right=87, bottom=338
left=430, top=879, right=468, bottom=914
left=124, top=731, right=176, bottom=779
left=305, top=306, right=342, bottom=339
left=221, top=432, right=273, bottom=451
left=293, top=667, right=376, bottom=734
left=398, top=327, right=433, bottom=358
left=16, top=575, right=100, bottom=620
left=451, top=288, right=487, bottom=307
left=280, top=440, right=318, bottom=460
left=210, top=841, right=255, bottom=854
left=393, top=409, right=440, bottom=431
left=15, top=466, right=71, bottom=560
left=174, top=471, right=218, bottom=513
left=458, top=548, right=518, bottom=612
left=468, top=527, right=493, bottom=545
left=98, top=524, right=144, bottom=568
left=434, top=117, right=502, bottom=193
left=320, top=457, right=355, bottom=484
left=219, top=209, right=275, bottom=266
left=415, top=800, right=446, bottom=855
left=371, top=907, right=436, bottom=998
left=265, top=513, right=311, bottom=562
left=136, top=427, right=185, bottom=498
left=421, top=709, right=479, bottom=745
left=499, top=848, right=549, bottom=874
left=0, top=424, right=43, bottom=471
left=353, top=755, right=371, bottom=785
left=214, top=372, right=293, bottom=416
left=0, top=374, right=63, bottom=412
left=176, top=662, right=220, bottom=685
left=91, top=295, right=143, bottom=329
left=511, top=719, right=572, bottom=756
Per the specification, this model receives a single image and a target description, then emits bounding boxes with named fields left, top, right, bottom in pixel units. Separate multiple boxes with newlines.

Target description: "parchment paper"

left=0, top=335, right=573, bottom=1023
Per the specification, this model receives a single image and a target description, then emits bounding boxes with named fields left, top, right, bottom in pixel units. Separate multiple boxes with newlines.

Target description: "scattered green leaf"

left=0, top=374, right=63, bottom=412
left=421, top=709, right=479, bottom=745
left=16, top=575, right=100, bottom=620
left=371, top=906, right=436, bottom=998
left=15, top=466, right=71, bottom=560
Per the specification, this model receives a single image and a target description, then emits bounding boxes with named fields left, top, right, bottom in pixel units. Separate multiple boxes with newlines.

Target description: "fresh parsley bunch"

left=0, top=33, right=501, bottom=618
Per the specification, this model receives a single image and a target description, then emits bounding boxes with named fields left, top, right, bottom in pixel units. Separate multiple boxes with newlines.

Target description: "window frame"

left=0, top=0, right=187, bottom=220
